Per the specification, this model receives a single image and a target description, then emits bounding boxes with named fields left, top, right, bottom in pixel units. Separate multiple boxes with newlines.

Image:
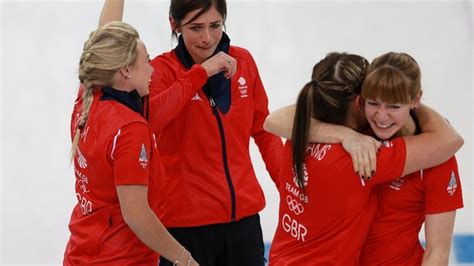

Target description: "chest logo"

left=446, top=171, right=457, bottom=196
left=238, top=77, right=248, bottom=98
left=139, top=144, right=148, bottom=168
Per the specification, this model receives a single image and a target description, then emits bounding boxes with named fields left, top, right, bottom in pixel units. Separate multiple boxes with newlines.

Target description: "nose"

left=201, top=28, right=211, bottom=43
left=375, top=107, right=389, bottom=120
left=148, top=63, right=154, bottom=74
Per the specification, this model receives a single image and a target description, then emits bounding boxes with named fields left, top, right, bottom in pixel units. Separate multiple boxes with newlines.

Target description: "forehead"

left=136, top=40, right=148, bottom=56
left=182, top=6, right=223, bottom=24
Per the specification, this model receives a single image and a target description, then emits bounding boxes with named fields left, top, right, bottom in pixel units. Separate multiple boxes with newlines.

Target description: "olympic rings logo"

left=286, top=195, right=304, bottom=215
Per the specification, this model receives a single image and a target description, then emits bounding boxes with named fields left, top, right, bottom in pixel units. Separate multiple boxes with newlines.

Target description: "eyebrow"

left=188, top=20, right=222, bottom=26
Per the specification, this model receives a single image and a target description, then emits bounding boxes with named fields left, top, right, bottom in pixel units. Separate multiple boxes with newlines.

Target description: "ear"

left=169, top=16, right=180, bottom=33
left=356, top=95, right=365, bottom=110
left=119, top=68, right=131, bottom=79
left=412, top=90, right=422, bottom=109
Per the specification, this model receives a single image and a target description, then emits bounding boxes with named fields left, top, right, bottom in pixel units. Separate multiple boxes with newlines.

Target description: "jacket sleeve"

left=147, top=57, right=208, bottom=134
left=248, top=53, right=284, bottom=186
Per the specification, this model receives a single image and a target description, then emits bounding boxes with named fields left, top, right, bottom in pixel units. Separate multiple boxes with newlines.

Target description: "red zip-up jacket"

left=148, top=46, right=283, bottom=227
left=64, top=88, right=162, bottom=265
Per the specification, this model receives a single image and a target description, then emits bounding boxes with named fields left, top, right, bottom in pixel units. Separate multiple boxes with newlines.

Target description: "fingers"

left=370, top=140, right=381, bottom=175
left=201, top=51, right=237, bottom=78
left=361, top=151, right=371, bottom=180
left=351, top=151, right=360, bottom=176
left=222, top=54, right=236, bottom=79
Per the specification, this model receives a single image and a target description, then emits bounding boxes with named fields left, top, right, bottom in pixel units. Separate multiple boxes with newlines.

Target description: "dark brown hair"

left=169, top=0, right=227, bottom=39
left=292, top=52, right=369, bottom=188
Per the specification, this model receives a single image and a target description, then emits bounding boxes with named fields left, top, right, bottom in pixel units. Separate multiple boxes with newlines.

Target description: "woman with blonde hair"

left=64, top=14, right=203, bottom=266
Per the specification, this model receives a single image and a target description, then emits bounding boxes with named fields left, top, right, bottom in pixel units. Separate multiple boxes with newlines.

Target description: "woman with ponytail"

left=266, top=52, right=463, bottom=265
left=64, top=7, right=198, bottom=266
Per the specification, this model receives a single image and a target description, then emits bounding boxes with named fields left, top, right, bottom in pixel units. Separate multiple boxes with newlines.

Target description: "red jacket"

left=269, top=138, right=406, bottom=265
left=360, top=156, right=463, bottom=265
left=64, top=87, right=163, bottom=265
left=148, top=46, right=283, bottom=227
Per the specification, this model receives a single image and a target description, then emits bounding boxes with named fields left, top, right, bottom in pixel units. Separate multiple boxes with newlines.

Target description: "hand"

left=200, top=51, right=237, bottom=79
left=342, top=132, right=381, bottom=180
left=176, top=250, right=199, bottom=266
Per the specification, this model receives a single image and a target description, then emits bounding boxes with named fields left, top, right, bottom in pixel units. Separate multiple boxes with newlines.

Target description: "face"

left=175, top=6, right=224, bottom=64
left=129, top=40, right=153, bottom=97
left=364, top=98, right=414, bottom=140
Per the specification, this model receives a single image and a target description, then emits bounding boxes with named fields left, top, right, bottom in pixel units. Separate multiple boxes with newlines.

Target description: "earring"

left=126, top=75, right=132, bottom=79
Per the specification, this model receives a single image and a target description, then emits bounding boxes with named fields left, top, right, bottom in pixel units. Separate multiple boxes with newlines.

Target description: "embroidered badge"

left=77, top=148, right=88, bottom=169
left=238, top=76, right=248, bottom=98
left=191, top=93, right=203, bottom=101
left=292, top=163, right=309, bottom=188
left=381, top=140, right=393, bottom=148
left=446, top=171, right=457, bottom=196
left=139, top=144, right=148, bottom=168
left=389, top=177, right=404, bottom=191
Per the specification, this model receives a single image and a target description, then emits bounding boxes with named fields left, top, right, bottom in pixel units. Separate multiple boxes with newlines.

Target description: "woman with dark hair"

left=99, top=1, right=283, bottom=265
left=265, top=52, right=462, bottom=265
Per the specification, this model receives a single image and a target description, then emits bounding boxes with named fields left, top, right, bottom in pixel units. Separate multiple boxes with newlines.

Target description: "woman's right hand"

left=176, top=251, right=199, bottom=266
left=342, top=132, right=381, bottom=180
left=200, top=51, right=237, bottom=79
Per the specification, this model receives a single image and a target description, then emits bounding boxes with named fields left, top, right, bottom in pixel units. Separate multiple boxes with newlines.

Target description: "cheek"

left=212, top=29, right=223, bottom=40
left=364, top=107, right=376, bottom=118
left=182, top=32, right=197, bottom=46
left=394, top=111, right=411, bottom=124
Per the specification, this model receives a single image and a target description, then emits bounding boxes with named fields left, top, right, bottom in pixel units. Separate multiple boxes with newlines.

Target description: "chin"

left=374, top=131, right=396, bottom=141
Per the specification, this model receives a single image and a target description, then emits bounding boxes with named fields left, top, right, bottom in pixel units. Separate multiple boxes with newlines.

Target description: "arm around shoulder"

left=402, top=104, right=463, bottom=176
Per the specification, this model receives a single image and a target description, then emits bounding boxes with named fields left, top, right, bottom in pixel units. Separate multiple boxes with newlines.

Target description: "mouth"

left=374, top=121, right=394, bottom=129
left=197, top=45, right=214, bottom=51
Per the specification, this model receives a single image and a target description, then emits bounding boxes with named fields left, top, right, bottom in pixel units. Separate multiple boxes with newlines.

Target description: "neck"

left=396, top=115, right=416, bottom=137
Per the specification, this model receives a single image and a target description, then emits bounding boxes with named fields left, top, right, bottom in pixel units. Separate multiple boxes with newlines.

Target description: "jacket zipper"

left=209, top=97, right=236, bottom=222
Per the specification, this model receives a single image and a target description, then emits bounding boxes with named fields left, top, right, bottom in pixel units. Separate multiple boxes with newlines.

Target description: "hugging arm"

left=402, top=104, right=463, bottom=176
left=263, top=105, right=380, bottom=178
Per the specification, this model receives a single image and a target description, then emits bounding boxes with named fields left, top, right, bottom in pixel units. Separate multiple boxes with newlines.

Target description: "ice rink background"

left=1, top=0, right=472, bottom=264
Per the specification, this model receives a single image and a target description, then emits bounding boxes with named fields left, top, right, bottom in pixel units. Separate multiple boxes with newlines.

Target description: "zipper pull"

left=209, top=97, right=216, bottom=107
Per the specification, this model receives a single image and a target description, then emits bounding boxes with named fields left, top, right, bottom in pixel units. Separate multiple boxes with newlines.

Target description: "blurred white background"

left=1, top=0, right=472, bottom=264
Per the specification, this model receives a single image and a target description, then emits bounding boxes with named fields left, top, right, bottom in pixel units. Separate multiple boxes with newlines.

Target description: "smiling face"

left=364, top=98, right=415, bottom=140
left=360, top=52, right=422, bottom=140
left=174, top=6, right=224, bottom=64
left=128, top=40, right=153, bottom=97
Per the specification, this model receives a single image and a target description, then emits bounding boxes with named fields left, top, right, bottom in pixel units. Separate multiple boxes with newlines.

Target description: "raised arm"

left=402, top=104, right=463, bottom=176
left=264, top=105, right=380, bottom=178
left=99, top=0, right=124, bottom=26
